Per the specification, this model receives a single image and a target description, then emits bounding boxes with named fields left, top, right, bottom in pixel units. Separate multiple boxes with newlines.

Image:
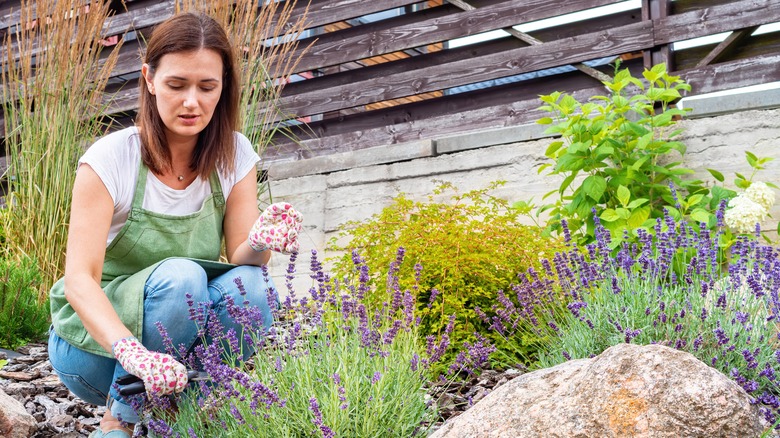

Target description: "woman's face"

left=142, top=49, right=224, bottom=147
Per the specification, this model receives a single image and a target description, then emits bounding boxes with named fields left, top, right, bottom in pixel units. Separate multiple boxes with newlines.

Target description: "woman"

left=47, top=13, right=301, bottom=437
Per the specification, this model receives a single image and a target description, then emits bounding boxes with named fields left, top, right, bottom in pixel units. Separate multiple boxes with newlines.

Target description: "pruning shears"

left=115, top=370, right=210, bottom=396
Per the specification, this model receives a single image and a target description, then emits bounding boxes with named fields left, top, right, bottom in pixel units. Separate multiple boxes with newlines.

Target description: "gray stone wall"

left=263, top=103, right=780, bottom=295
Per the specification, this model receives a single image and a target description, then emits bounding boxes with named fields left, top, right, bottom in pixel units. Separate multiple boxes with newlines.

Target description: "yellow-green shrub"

left=328, top=182, right=567, bottom=369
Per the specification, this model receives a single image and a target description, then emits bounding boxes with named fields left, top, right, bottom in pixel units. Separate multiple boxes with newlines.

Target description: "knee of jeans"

left=149, top=258, right=209, bottom=302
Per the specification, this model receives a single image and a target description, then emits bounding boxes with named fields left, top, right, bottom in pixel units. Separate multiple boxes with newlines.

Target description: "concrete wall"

left=262, top=91, right=780, bottom=295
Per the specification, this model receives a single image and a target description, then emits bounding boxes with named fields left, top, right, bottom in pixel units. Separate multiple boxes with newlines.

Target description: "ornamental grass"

left=1, top=1, right=122, bottom=298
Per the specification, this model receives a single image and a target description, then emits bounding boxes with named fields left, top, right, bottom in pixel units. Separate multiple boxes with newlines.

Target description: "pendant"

left=178, top=175, right=184, bottom=181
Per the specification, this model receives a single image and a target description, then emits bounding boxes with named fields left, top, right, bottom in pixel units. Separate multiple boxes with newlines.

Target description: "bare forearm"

left=64, top=274, right=132, bottom=354
left=229, top=241, right=271, bottom=266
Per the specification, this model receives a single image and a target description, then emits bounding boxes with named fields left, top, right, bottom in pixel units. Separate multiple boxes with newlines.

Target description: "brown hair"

left=136, top=12, right=239, bottom=178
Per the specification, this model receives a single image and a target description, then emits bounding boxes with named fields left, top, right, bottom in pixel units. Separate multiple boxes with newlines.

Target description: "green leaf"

left=651, top=62, right=667, bottom=77
left=690, top=208, right=711, bottom=224
left=628, top=205, right=651, bottom=228
left=559, top=94, right=579, bottom=115
left=545, top=140, right=564, bottom=158
left=745, top=151, right=758, bottom=168
left=637, top=132, right=653, bottom=150
left=537, top=163, right=552, bottom=175
left=627, top=198, right=648, bottom=209
left=600, top=208, right=621, bottom=222
left=735, top=178, right=750, bottom=189
left=537, top=117, right=554, bottom=125
left=616, top=208, right=631, bottom=220
left=645, top=87, right=665, bottom=101
left=593, top=145, right=615, bottom=157
left=568, top=141, right=589, bottom=154
left=631, top=155, right=650, bottom=171
left=643, top=69, right=659, bottom=83
left=617, top=185, right=630, bottom=207
left=707, top=168, right=724, bottom=182
left=666, top=141, right=687, bottom=155
left=686, top=193, right=704, bottom=207
left=582, top=175, right=607, bottom=202
left=560, top=173, right=577, bottom=194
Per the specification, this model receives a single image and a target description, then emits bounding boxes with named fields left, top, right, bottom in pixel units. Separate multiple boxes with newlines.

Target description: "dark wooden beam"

left=694, top=26, right=759, bottom=68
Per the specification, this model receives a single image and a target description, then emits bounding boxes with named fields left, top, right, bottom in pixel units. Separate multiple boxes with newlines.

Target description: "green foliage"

left=536, top=62, right=738, bottom=248
left=328, top=182, right=567, bottom=369
left=0, top=256, right=50, bottom=350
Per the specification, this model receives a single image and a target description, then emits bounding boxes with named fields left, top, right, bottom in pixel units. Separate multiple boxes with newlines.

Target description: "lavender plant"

left=136, top=249, right=490, bottom=437
left=489, top=206, right=780, bottom=426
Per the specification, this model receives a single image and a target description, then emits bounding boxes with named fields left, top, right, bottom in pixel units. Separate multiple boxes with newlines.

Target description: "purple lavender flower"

left=309, top=397, right=335, bottom=438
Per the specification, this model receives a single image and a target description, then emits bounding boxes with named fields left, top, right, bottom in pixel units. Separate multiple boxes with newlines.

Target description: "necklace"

left=177, top=175, right=184, bottom=181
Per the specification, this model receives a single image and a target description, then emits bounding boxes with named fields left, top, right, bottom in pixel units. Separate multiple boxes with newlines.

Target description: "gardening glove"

left=248, top=202, right=303, bottom=254
left=112, top=336, right=188, bottom=395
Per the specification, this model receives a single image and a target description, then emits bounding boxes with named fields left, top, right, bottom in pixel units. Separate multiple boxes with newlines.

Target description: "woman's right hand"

left=247, top=202, right=303, bottom=254
left=112, top=336, right=188, bottom=395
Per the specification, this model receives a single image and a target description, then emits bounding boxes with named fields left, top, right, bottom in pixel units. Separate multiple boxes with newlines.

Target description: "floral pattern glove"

left=112, top=336, right=188, bottom=395
left=248, top=202, right=303, bottom=254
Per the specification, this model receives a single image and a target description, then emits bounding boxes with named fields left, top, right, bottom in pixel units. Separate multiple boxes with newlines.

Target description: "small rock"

left=0, top=369, right=41, bottom=381
left=0, top=387, right=37, bottom=438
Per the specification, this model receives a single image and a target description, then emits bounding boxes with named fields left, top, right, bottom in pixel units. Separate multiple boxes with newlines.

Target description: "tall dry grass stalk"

left=1, top=1, right=122, bottom=300
left=175, top=0, right=312, bottom=172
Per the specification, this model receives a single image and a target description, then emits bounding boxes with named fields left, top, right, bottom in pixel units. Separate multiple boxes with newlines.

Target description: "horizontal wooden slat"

left=654, top=0, right=780, bottom=45
left=291, top=0, right=620, bottom=73
left=680, top=52, right=780, bottom=95
left=278, top=0, right=424, bottom=30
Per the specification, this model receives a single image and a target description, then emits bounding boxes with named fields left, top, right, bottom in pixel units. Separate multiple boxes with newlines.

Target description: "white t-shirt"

left=78, top=127, right=260, bottom=246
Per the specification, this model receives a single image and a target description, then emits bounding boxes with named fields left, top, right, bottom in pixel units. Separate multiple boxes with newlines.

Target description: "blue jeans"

left=48, top=259, right=275, bottom=424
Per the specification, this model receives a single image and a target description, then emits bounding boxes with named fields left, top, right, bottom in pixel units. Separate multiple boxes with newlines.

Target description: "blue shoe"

left=88, top=428, right=132, bottom=438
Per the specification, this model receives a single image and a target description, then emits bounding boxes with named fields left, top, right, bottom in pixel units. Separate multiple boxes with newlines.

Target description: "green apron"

left=50, top=163, right=236, bottom=358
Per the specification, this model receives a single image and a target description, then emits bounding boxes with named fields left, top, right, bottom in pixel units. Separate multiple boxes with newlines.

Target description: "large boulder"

left=431, top=343, right=767, bottom=438
left=0, top=387, right=37, bottom=438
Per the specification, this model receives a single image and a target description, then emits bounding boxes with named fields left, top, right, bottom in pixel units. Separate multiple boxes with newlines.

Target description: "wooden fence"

left=1, top=0, right=779, bottom=177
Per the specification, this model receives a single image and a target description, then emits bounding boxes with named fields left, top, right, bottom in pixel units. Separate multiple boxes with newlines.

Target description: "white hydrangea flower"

left=724, top=194, right=766, bottom=233
left=745, top=181, right=775, bottom=212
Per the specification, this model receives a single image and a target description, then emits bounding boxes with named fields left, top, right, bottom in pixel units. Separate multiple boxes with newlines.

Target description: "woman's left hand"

left=248, top=202, right=303, bottom=254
